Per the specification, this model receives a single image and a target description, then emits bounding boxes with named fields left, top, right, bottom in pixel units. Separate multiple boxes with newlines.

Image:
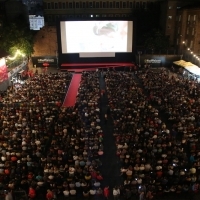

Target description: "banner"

left=32, top=56, right=57, bottom=67
left=0, top=58, right=8, bottom=83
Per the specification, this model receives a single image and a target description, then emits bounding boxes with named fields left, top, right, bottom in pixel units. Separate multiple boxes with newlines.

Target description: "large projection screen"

left=60, top=20, right=133, bottom=57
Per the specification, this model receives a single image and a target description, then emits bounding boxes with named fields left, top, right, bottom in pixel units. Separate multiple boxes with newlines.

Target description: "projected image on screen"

left=61, top=21, right=133, bottom=54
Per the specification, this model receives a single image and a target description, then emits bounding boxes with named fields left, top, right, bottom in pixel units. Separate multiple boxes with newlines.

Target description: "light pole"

left=138, top=51, right=142, bottom=67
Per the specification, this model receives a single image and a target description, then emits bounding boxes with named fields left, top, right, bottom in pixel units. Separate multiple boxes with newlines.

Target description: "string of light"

left=7, top=50, right=25, bottom=61
left=182, top=41, right=200, bottom=64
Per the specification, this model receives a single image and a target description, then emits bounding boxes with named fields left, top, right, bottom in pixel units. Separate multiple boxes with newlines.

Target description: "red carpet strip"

left=62, top=74, right=82, bottom=107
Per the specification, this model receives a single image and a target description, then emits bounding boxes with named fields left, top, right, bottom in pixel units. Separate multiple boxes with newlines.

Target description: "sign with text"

left=136, top=55, right=180, bottom=67
left=32, top=56, right=57, bottom=67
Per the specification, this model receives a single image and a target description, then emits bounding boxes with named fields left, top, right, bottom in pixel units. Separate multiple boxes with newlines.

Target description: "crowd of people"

left=104, top=68, right=200, bottom=199
left=0, top=66, right=200, bottom=200
left=0, top=71, right=106, bottom=200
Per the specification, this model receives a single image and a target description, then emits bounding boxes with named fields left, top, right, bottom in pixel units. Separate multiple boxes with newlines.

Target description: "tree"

left=0, top=17, right=34, bottom=59
left=143, top=29, right=170, bottom=52
left=132, top=2, right=161, bottom=46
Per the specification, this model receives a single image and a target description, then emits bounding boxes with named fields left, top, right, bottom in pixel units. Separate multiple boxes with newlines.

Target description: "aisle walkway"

left=99, top=72, right=122, bottom=190
left=62, top=73, right=81, bottom=107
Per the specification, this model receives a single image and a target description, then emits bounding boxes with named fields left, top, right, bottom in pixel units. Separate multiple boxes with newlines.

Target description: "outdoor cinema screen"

left=60, top=20, right=133, bottom=54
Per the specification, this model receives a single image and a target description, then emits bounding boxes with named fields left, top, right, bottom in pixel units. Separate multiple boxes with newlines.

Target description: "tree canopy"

left=0, top=15, right=34, bottom=59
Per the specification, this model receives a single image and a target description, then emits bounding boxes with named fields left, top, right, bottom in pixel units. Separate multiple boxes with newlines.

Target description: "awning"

left=173, top=60, right=200, bottom=77
left=173, top=60, right=185, bottom=66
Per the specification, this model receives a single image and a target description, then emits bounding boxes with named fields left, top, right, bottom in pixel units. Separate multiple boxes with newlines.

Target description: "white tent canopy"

left=173, top=60, right=200, bottom=77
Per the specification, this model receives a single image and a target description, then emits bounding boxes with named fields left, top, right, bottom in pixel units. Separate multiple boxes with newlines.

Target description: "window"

left=194, top=15, right=196, bottom=21
left=89, top=2, right=93, bottom=8
left=142, top=2, right=146, bottom=9
left=76, top=2, right=79, bottom=8
left=116, top=2, right=119, bottom=8
left=178, top=15, right=181, bottom=21
left=55, top=3, right=58, bottom=9
left=103, top=2, right=106, bottom=8
left=192, top=28, right=195, bottom=35
left=188, top=15, right=190, bottom=21
left=123, top=2, right=126, bottom=8
left=168, top=16, right=172, bottom=20
left=96, top=14, right=100, bottom=17
left=93, top=1, right=95, bottom=8
left=129, top=2, right=132, bottom=8
left=83, top=2, right=85, bottom=8
left=47, top=15, right=52, bottom=22
left=110, top=2, right=113, bottom=8
left=48, top=3, right=51, bottom=9
left=96, top=2, right=99, bottom=8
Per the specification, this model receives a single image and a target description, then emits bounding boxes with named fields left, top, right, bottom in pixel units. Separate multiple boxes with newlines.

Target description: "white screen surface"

left=61, top=21, right=133, bottom=54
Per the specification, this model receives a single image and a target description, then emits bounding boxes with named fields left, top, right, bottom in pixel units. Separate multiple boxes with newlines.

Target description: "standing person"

left=139, top=191, right=145, bottom=200
left=46, top=189, right=54, bottom=200
left=105, top=114, right=108, bottom=124
left=104, top=186, right=110, bottom=200
left=4, top=190, right=13, bottom=200
left=113, top=186, right=120, bottom=200
left=28, top=187, right=36, bottom=199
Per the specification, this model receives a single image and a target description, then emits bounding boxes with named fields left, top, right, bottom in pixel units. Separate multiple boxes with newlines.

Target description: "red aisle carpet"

left=62, top=74, right=82, bottom=107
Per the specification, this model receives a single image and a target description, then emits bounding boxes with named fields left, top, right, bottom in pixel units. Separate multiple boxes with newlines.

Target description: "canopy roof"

left=173, top=60, right=200, bottom=77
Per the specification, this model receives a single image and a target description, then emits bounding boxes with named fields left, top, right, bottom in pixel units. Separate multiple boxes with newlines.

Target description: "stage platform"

left=61, top=62, right=135, bottom=72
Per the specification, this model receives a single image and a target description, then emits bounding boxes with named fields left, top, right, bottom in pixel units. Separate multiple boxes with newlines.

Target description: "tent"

left=173, top=59, right=200, bottom=79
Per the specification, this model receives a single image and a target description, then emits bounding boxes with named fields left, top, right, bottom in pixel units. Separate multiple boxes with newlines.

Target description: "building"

left=43, top=0, right=161, bottom=26
left=29, top=14, right=44, bottom=30
left=32, top=0, right=197, bottom=57
left=174, top=4, right=200, bottom=64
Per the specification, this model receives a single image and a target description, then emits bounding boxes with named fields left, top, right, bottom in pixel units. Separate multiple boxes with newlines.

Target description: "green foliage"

left=0, top=20, right=34, bottom=58
left=143, top=29, right=170, bottom=51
